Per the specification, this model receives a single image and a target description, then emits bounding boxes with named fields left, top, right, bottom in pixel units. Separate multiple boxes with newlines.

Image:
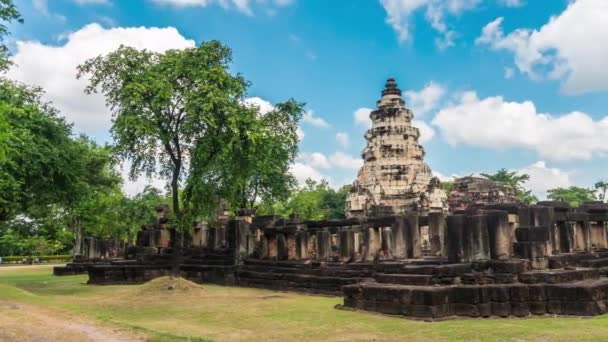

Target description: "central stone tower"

left=346, top=78, right=447, bottom=217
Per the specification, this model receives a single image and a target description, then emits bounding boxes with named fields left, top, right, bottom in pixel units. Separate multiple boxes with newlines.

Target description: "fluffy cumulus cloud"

left=7, top=23, right=195, bottom=137
left=404, top=81, right=445, bottom=116
left=335, top=132, right=350, bottom=148
left=297, top=152, right=362, bottom=170
left=354, top=107, right=373, bottom=128
left=476, top=0, right=608, bottom=94
left=289, top=162, right=328, bottom=184
left=302, top=110, right=330, bottom=128
left=243, top=96, right=275, bottom=115
left=431, top=91, right=608, bottom=161
left=517, top=161, right=570, bottom=198
left=291, top=151, right=363, bottom=187
left=150, top=0, right=293, bottom=15
left=380, top=0, right=481, bottom=48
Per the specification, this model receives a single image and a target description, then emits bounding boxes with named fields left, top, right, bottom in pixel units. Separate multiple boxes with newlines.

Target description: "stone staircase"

left=343, top=255, right=608, bottom=319
left=236, top=259, right=375, bottom=295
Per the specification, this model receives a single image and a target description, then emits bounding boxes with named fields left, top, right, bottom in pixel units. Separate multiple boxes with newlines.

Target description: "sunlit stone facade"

left=346, top=78, right=447, bottom=217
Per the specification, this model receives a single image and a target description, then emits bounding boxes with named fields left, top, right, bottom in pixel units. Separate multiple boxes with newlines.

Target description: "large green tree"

left=547, top=186, right=597, bottom=207
left=480, top=168, right=538, bottom=204
left=227, top=100, right=303, bottom=210
left=0, top=79, right=90, bottom=221
left=78, top=41, right=250, bottom=226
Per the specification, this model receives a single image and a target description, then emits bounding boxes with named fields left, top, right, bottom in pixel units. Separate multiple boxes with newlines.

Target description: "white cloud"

left=298, top=152, right=331, bottom=169
left=517, top=161, right=570, bottom=199
left=150, top=0, right=293, bottom=15
left=476, top=0, right=608, bottom=94
left=7, top=23, right=195, bottom=138
left=404, top=81, right=445, bottom=116
left=297, top=151, right=362, bottom=170
left=289, top=162, right=327, bottom=184
left=433, top=170, right=458, bottom=182
left=302, top=110, right=330, bottom=128
left=330, top=152, right=363, bottom=170
left=412, top=120, right=435, bottom=143
left=354, top=107, right=373, bottom=128
left=380, top=0, right=480, bottom=48
left=431, top=91, right=608, bottom=161
left=296, top=127, right=305, bottom=141
left=499, top=0, right=524, bottom=7
left=243, top=96, right=274, bottom=115
left=336, top=132, right=350, bottom=148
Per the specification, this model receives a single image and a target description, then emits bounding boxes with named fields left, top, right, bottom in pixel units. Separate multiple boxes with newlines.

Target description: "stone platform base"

left=343, top=279, right=608, bottom=319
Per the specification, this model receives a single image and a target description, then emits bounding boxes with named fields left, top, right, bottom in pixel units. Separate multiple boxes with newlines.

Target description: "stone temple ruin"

left=346, top=78, right=447, bottom=217
left=54, top=78, right=608, bottom=320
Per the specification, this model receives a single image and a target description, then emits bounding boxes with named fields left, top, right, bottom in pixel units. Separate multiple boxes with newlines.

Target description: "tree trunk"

left=72, top=216, right=82, bottom=257
left=171, top=161, right=182, bottom=276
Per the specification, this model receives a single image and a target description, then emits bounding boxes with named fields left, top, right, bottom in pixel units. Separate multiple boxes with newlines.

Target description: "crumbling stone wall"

left=448, top=176, right=519, bottom=212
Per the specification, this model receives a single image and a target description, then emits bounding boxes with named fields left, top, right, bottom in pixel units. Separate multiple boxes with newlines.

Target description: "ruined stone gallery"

left=55, top=79, right=608, bottom=320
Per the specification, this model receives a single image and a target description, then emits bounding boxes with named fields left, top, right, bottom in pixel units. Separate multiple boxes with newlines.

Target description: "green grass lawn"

left=1, top=266, right=608, bottom=341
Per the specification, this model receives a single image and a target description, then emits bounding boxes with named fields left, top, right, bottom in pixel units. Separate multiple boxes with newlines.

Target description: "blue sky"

left=6, top=0, right=608, bottom=197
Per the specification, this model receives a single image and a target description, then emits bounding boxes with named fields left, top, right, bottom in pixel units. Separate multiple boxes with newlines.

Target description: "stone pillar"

left=277, top=233, right=288, bottom=260
left=464, top=214, right=490, bottom=262
left=484, top=210, right=511, bottom=260
left=446, top=215, right=465, bottom=263
left=286, top=233, right=297, bottom=260
left=391, top=216, right=407, bottom=258
left=316, top=229, right=331, bottom=260
left=268, top=236, right=277, bottom=259
left=381, top=227, right=393, bottom=257
left=260, top=235, right=268, bottom=258
left=363, top=225, right=381, bottom=262
left=590, top=222, right=608, bottom=249
left=207, top=228, right=216, bottom=251
left=339, top=230, right=355, bottom=260
left=405, top=212, right=421, bottom=258
left=295, top=230, right=308, bottom=259
left=557, top=221, right=573, bottom=253
left=532, top=206, right=556, bottom=255
left=428, top=212, right=446, bottom=257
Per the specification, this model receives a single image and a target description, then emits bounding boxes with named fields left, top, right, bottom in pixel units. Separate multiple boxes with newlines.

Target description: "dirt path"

left=0, top=301, right=143, bottom=342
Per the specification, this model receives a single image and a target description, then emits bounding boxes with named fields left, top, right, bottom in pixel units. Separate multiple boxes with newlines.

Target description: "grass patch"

left=1, top=266, right=608, bottom=341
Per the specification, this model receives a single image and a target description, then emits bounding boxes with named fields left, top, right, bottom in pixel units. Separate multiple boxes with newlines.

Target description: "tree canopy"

left=258, top=179, right=350, bottom=220
left=547, top=186, right=597, bottom=207
left=78, top=41, right=303, bottom=228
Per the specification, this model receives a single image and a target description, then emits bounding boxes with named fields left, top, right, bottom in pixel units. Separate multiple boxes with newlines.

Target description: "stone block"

left=515, top=226, right=551, bottom=242
left=510, top=302, right=530, bottom=317
left=452, top=286, right=481, bottom=304
left=513, top=241, right=546, bottom=259
left=453, top=303, right=480, bottom=317
left=491, top=302, right=511, bottom=317
left=529, top=301, right=547, bottom=315
left=410, top=287, right=450, bottom=306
